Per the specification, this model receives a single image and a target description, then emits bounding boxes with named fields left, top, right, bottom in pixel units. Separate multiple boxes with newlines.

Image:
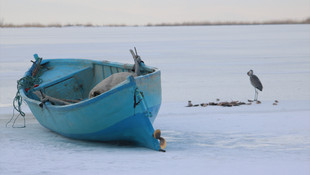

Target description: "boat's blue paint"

left=20, top=58, right=162, bottom=151
left=57, top=105, right=161, bottom=150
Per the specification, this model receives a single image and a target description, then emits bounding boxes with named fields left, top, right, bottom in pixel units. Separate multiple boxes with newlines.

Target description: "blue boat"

left=18, top=51, right=166, bottom=151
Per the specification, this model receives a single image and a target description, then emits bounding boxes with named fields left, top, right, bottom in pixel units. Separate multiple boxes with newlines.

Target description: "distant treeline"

left=0, top=23, right=128, bottom=28
left=147, top=18, right=310, bottom=26
left=1, top=18, right=309, bottom=28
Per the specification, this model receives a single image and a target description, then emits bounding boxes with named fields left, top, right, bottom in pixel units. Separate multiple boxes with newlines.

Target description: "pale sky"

left=0, top=0, right=309, bottom=25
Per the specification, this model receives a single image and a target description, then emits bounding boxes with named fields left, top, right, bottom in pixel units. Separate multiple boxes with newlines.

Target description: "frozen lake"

left=1, top=25, right=310, bottom=174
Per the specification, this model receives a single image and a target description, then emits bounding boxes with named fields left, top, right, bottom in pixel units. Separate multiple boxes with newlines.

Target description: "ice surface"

left=0, top=25, right=310, bottom=175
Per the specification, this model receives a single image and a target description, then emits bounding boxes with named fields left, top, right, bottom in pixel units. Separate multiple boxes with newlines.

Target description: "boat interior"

left=28, top=60, right=154, bottom=105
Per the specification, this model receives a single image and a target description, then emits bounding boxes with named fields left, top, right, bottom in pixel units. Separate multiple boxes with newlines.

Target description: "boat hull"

left=21, top=58, right=162, bottom=150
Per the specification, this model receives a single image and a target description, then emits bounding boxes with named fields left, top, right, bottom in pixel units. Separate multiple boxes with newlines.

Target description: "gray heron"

left=247, top=70, right=263, bottom=101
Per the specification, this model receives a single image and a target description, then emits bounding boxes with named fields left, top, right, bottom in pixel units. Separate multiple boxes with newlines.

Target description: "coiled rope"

left=6, top=55, right=42, bottom=128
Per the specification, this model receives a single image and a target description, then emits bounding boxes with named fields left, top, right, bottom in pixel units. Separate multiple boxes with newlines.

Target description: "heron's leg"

left=254, top=89, right=258, bottom=101
left=253, top=88, right=256, bottom=101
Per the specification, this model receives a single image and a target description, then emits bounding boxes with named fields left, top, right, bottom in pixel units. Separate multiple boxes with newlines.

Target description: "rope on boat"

left=134, top=88, right=144, bottom=108
left=6, top=54, right=43, bottom=128
left=133, top=88, right=152, bottom=117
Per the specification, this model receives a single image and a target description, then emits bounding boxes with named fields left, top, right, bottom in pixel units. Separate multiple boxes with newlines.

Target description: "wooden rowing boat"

left=19, top=51, right=166, bottom=151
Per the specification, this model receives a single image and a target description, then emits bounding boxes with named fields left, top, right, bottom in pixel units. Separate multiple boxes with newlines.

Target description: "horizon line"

left=1, top=18, right=309, bottom=28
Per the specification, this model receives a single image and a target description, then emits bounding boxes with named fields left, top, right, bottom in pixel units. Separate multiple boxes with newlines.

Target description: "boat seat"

left=31, top=66, right=92, bottom=102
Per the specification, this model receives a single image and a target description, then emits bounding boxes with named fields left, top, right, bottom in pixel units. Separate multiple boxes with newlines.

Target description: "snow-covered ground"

left=0, top=25, right=310, bottom=175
